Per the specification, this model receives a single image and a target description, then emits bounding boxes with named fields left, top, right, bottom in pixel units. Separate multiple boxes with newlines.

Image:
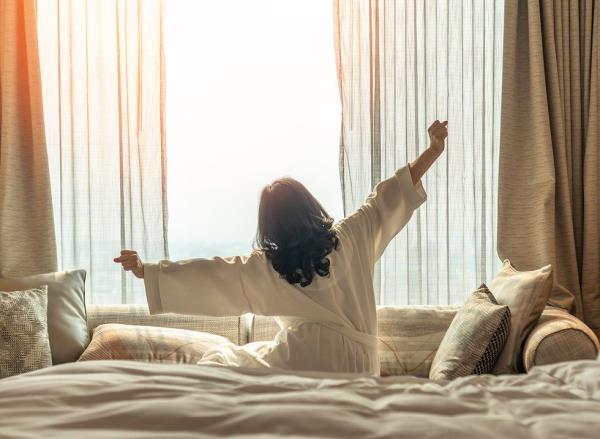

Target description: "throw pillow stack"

left=0, top=270, right=88, bottom=378
left=430, top=260, right=553, bottom=379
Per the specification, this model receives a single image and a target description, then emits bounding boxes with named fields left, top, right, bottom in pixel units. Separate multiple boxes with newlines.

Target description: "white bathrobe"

left=143, top=165, right=426, bottom=375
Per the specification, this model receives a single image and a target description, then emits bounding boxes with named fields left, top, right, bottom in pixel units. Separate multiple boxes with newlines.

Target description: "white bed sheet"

left=1, top=359, right=599, bottom=438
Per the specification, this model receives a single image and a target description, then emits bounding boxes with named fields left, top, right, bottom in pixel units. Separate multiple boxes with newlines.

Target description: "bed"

left=1, top=359, right=599, bottom=438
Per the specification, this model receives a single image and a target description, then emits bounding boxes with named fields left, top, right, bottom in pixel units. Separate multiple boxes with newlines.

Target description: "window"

left=36, top=1, right=502, bottom=306
left=165, top=0, right=343, bottom=260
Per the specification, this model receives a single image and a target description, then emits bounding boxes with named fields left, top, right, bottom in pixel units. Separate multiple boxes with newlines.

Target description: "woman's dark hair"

left=255, top=177, right=339, bottom=287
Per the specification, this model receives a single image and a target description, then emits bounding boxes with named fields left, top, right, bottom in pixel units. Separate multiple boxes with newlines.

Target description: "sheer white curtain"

left=334, top=0, right=504, bottom=305
left=36, top=0, right=168, bottom=303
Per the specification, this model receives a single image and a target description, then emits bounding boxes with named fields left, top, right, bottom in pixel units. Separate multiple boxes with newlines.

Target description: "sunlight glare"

left=166, top=0, right=343, bottom=259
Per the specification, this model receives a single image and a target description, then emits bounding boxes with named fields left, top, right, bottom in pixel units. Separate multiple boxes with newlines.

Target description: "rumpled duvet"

left=1, top=359, right=599, bottom=438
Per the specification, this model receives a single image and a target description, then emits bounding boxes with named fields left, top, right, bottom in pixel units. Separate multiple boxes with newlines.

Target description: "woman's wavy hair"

left=255, top=177, right=339, bottom=287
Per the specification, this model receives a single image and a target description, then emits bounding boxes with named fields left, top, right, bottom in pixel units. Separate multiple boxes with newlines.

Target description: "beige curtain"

left=334, top=0, right=505, bottom=305
left=0, top=0, right=57, bottom=277
left=498, top=1, right=599, bottom=336
left=36, top=0, right=168, bottom=303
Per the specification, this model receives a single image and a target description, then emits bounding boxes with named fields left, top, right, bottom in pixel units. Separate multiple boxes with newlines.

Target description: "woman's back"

left=115, top=120, right=447, bottom=374
left=139, top=165, right=426, bottom=374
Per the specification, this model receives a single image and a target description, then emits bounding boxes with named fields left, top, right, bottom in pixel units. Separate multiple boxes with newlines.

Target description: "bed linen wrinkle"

left=1, top=360, right=599, bottom=438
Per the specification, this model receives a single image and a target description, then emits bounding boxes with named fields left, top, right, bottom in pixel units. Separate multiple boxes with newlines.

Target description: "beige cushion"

left=79, top=323, right=229, bottom=364
left=0, top=286, right=52, bottom=378
left=249, top=315, right=280, bottom=343
left=488, top=260, right=553, bottom=374
left=523, top=307, right=600, bottom=371
left=0, top=270, right=88, bottom=364
left=429, top=285, right=511, bottom=380
left=377, top=306, right=458, bottom=377
left=250, top=306, right=460, bottom=377
left=86, top=305, right=244, bottom=345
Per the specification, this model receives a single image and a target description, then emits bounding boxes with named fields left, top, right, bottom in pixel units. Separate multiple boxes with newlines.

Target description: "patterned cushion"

left=86, top=305, right=244, bottom=345
left=0, top=286, right=52, bottom=378
left=488, top=260, right=553, bottom=374
left=249, top=306, right=460, bottom=377
left=429, top=285, right=511, bottom=380
left=0, top=270, right=88, bottom=364
left=523, top=306, right=600, bottom=371
left=79, top=323, right=229, bottom=364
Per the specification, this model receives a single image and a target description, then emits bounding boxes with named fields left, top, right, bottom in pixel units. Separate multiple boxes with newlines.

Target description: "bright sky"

left=165, top=0, right=343, bottom=258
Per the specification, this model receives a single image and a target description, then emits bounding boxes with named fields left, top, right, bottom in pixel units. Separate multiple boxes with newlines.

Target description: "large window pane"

left=166, top=0, right=343, bottom=260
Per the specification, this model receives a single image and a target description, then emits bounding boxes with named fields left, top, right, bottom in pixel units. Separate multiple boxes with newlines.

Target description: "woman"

left=115, top=120, right=448, bottom=374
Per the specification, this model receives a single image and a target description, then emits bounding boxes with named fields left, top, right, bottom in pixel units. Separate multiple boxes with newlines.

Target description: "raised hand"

left=113, top=250, right=145, bottom=279
left=428, top=120, right=448, bottom=153
left=408, top=120, right=449, bottom=184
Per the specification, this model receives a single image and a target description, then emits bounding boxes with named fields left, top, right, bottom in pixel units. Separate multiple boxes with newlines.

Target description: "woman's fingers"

left=118, top=260, right=138, bottom=270
left=428, top=120, right=448, bottom=134
left=428, top=120, right=448, bottom=154
left=112, top=249, right=144, bottom=279
left=429, top=120, right=448, bottom=128
left=430, top=120, right=448, bottom=136
left=113, top=250, right=139, bottom=264
left=117, top=249, right=137, bottom=257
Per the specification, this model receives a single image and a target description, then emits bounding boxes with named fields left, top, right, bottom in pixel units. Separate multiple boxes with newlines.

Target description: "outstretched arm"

left=114, top=250, right=252, bottom=315
left=336, top=120, right=448, bottom=263
left=113, top=250, right=351, bottom=324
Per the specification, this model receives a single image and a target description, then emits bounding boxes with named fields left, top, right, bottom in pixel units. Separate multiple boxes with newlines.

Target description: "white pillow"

left=79, top=323, right=229, bottom=364
left=489, top=260, right=553, bottom=374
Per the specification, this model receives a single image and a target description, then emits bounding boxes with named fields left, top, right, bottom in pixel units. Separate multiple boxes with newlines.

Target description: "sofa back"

left=87, top=304, right=460, bottom=377
left=86, top=304, right=600, bottom=377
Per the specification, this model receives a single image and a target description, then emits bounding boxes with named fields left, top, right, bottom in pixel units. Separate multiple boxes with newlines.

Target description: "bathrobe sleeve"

left=143, top=252, right=350, bottom=323
left=336, top=164, right=427, bottom=264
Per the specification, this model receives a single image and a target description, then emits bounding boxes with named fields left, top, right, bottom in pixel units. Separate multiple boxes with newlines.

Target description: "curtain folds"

left=0, top=0, right=57, bottom=277
left=334, top=0, right=505, bottom=305
left=36, top=0, right=168, bottom=303
left=498, top=0, right=599, bottom=335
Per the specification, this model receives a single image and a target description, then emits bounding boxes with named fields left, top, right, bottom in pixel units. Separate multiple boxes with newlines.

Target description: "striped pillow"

left=79, top=324, right=230, bottom=364
left=429, top=285, right=511, bottom=380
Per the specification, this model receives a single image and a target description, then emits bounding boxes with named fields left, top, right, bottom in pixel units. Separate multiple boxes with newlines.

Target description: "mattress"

left=1, top=359, right=599, bottom=438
